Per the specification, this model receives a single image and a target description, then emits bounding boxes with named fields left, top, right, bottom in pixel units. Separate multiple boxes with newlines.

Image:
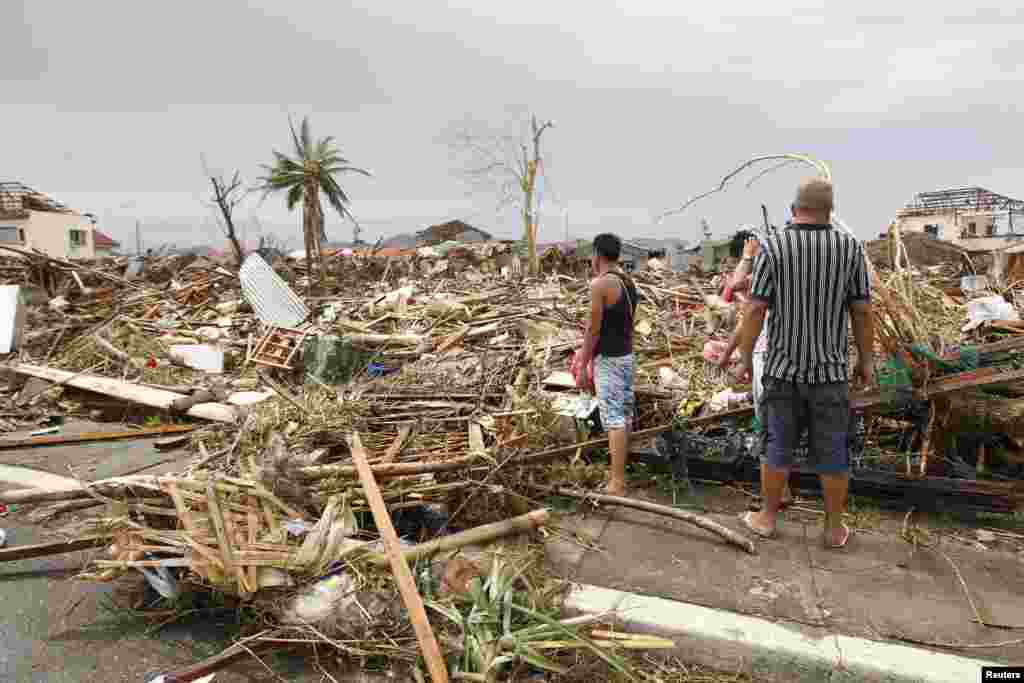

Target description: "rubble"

left=1, top=226, right=1023, bottom=680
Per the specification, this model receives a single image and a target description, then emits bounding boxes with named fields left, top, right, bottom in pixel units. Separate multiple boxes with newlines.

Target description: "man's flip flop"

left=824, top=523, right=851, bottom=549
left=739, top=511, right=775, bottom=539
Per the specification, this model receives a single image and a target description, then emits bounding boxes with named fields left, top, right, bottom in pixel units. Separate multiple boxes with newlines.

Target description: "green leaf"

left=508, top=603, right=638, bottom=682
left=519, top=645, right=569, bottom=675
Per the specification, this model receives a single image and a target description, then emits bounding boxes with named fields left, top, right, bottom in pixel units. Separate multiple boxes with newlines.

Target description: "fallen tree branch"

left=527, top=485, right=757, bottom=555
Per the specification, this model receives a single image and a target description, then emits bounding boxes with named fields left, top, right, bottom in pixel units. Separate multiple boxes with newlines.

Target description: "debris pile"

left=1, top=228, right=1023, bottom=679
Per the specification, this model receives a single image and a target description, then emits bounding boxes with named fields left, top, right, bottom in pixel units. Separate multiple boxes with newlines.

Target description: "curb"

left=563, top=584, right=1001, bottom=683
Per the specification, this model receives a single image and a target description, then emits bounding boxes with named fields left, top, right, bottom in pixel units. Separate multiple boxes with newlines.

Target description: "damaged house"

left=893, top=186, right=1024, bottom=252
left=0, top=182, right=99, bottom=260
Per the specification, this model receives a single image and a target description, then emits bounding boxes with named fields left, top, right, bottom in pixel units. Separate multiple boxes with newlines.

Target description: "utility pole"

left=135, top=220, right=142, bottom=255
left=563, top=207, right=569, bottom=242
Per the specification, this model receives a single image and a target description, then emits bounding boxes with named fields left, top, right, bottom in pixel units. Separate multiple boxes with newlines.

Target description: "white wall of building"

left=0, top=211, right=96, bottom=259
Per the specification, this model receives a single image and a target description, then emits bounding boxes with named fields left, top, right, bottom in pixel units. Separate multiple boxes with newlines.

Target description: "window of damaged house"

left=968, top=222, right=977, bottom=236
left=985, top=223, right=995, bottom=236
left=0, top=226, right=23, bottom=243
left=69, top=229, right=88, bottom=247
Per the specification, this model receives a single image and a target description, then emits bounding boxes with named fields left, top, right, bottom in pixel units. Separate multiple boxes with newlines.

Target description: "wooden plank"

left=348, top=432, right=448, bottom=683
left=851, top=367, right=1024, bottom=411
left=0, top=424, right=193, bottom=451
left=7, top=363, right=238, bottom=423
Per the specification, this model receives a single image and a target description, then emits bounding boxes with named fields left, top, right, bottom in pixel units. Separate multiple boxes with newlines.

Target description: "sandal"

left=824, top=523, right=851, bottom=549
left=739, top=511, right=776, bottom=539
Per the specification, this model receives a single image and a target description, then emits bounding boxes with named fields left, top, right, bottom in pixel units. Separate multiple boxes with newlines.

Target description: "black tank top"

left=594, top=272, right=637, bottom=357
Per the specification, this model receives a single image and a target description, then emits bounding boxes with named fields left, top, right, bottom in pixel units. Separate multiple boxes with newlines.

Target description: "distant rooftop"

left=0, top=181, right=73, bottom=217
left=900, top=187, right=1024, bottom=214
left=94, top=231, right=119, bottom=248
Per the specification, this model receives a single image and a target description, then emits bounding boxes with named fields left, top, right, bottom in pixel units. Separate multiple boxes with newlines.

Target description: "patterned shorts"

left=594, top=354, right=635, bottom=430
left=761, top=378, right=850, bottom=474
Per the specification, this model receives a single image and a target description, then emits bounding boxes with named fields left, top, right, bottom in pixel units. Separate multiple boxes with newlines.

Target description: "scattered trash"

left=708, top=388, right=750, bottom=413
left=168, top=345, right=225, bottom=373
left=963, top=295, right=1019, bottom=331
left=139, top=561, right=180, bottom=600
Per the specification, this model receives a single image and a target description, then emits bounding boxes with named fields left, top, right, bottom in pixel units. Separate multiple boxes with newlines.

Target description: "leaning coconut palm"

left=259, top=116, right=369, bottom=278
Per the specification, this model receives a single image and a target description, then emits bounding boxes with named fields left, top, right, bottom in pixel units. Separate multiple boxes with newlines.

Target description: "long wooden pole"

left=349, top=432, right=449, bottom=683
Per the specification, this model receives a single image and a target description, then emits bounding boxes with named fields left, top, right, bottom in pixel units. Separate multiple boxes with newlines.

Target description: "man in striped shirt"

left=735, top=178, right=874, bottom=548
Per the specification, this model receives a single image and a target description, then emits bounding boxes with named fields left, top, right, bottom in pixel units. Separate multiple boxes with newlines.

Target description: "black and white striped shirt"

left=750, top=224, right=871, bottom=384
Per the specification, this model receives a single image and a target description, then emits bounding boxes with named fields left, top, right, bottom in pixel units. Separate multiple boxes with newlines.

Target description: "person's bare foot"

left=781, top=487, right=794, bottom=507
left=740, top=510, right=776, bottom=538
left=824, top=523, right=851, bottom=549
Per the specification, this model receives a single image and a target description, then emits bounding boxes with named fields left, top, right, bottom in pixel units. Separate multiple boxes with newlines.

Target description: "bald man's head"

left=791, top=177, right=834, bottom=224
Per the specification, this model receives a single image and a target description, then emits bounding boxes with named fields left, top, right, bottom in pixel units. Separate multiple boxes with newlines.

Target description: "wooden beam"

left=349, top=432, right=448, bottom=683
left=0, top=536, right=110, bottom=563
left=7, top=363, right=238, bottom=423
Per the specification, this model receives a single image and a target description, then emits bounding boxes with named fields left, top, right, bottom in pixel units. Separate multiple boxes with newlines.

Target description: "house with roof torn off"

left=0, top=181, right=99, bottom=260
left=892, top=187, right=1024, bottom=252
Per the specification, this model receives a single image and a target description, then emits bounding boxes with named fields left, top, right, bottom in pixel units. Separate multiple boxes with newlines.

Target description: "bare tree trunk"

left=524, top=163, right=537, bottom=276
left=204, top=167, right=246, bottom=268
left=524, top=116, right=552, bottom=276
left=302, top=178, right=320, bottom=291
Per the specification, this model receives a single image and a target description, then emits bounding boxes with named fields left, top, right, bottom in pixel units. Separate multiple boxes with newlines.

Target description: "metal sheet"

left=239, top=253, right=309, bottom=327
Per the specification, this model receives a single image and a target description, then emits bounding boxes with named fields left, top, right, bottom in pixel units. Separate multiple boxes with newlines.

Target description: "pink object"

left=703, top=339, right=732, bottom=364
left=721, top=285, right=735, bottom=303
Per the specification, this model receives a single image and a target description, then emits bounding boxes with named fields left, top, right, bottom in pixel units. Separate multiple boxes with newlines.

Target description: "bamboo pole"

left=530, top=485, right=756, bottom=555
left=349, top=432, right=449, bottom=683
left=365, top=509, right=550, bottom=568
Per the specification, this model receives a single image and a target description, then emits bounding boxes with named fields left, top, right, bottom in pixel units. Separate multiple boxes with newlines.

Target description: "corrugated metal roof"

left=239, top=253, right=309, bottom=327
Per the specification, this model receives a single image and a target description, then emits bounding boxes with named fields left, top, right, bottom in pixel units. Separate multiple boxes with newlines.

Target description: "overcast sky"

left=3, top=1, right=1022, bottom=250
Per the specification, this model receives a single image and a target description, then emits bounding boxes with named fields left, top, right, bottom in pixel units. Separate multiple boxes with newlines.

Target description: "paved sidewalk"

left=545, top=483, right=1024, bottom=680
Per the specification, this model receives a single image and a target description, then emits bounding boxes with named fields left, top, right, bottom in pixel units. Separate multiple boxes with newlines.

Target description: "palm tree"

left=258, top=116, right=369, bottom=276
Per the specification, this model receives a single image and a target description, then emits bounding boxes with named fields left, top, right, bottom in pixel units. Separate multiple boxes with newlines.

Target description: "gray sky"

left=3, top=0, right=1022, bottom=250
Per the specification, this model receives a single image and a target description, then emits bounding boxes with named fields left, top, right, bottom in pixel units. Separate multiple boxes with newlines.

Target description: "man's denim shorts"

left=594, top=354, right=634, bottom=430
left=760, top=377, right=850, bottom=474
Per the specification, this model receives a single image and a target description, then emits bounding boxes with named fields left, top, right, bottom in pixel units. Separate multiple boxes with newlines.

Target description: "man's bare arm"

left=850, top=300, right=874, bottom=381
left=716, top=317, right=744, bottom=368
left=579, top=279, right=605, bottom=366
